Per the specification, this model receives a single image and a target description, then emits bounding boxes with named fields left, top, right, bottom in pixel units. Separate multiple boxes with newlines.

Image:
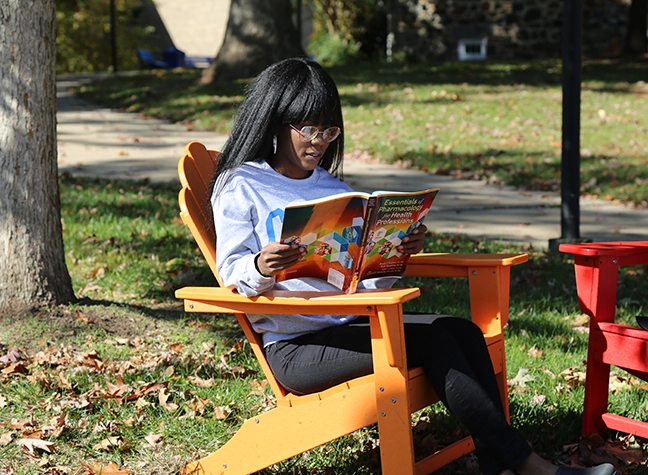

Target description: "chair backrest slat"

left=185, top=141, right=217, bottom=187
left=178, top=186, right=218, bottom=281
left=178, top=141, right=289, bottom=398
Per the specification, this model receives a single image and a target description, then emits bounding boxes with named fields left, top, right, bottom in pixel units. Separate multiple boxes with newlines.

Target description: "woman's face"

left=270, top=123, right=336, bottom=179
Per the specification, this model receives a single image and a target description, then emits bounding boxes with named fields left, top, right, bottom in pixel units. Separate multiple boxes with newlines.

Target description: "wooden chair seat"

left=176, top=141, right=528, bottom=475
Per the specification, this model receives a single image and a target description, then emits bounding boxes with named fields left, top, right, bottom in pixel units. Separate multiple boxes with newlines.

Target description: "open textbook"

left=277, top=188, right=439, bottom=294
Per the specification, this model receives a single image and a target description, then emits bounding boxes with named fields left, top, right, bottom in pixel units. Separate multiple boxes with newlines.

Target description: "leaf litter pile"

left=0, top=304, right=646, bottom=475
left=0, top=306, right=271, bottom=475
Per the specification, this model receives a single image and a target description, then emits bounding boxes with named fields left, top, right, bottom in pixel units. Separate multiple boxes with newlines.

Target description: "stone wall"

left=392, top=0, right=631, bottom=61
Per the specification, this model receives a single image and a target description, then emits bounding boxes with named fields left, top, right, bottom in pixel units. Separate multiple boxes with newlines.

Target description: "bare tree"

left=0, top=0, right=75, bottom=311
left=199, top=0, right=305, bottom=84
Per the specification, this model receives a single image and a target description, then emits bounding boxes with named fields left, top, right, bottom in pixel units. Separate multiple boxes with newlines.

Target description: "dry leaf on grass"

left=83, top=462, right=130, bottom=475
left=187, top=375, right=214, bottom=388
left=0, top=432, right=13, bottom=446
left=559, top=433, right=647, bottom=469
left=561, top=367, right=587, bottom=387
left=0, top=347, right=22, bottom=363
left=158, top=387, right=178, bottom=412
left=144, top=433, right=163, bottom=448
left=508, top=367, right=535, bottom=393
left=214, top=406, right=231, bottom=420
left=531, top=392, right=547, bottom=405
left=527, top=344, right=544, bottom=358
left=104, top=375, right=129, bottom=399
left=16, top=437, right=54, bottom=454
left=76, top=310, right=95, bottom=324
left=92, top=436, right=129, bottom=451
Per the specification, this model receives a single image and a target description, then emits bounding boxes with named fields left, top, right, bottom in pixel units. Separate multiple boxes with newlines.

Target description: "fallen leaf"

left=224, top=341, right=245, bottom=356
left=16, top=437, right=54, bottom=454
left=508, top=367, right=535, bottom=389
left=0, top=432, right=13, bottom=446
left=169, top=343, right=184, bottom=354
left=531, top=392, right=547, bottom=405
left=561, top=367, right=587, bottom=387
left=214, top=406, right=230, bottom=420
left=104, top=375, right=129, bottom=399
left=144, top=433, right=163, bottom=448
left=84, top=462, right=130, bottom=475
left=0, top=347, right=21, bottom=363
left=527, top=344, right=543, bottom=358
left=158, top=388, right=178, bottom=412
left=76, top=310, right=95, bottom=324
left=187, top=375, right=214, bottom=388
left=92, top=436, right=124, bottom=451
left=1, top=362, right=27, bottom=375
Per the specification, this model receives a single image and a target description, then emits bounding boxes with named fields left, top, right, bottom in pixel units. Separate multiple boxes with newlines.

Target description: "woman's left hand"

left=396, top=224, right=428, bottom=255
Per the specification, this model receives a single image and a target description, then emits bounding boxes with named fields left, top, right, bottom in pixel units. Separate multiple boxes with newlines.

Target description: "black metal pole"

left=110, top=0, right=118, bottom=72
left=560, top=0, right=582, bottom=241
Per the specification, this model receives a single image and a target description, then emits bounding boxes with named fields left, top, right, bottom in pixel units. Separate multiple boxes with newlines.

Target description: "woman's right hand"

left=255, top=241, right=306, bottom=277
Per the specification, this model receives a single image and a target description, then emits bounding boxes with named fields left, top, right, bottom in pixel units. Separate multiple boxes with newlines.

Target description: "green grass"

left=2, top=59, right=646, bottom=472
left=0, top=175, right=646, bottom=474
left=76, top=58, right=648, bottom=205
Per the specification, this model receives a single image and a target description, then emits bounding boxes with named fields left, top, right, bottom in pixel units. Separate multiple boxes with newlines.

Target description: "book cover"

left=277, top=189, right=438, bottom=293
left=353, top=189, right=439, bottom=292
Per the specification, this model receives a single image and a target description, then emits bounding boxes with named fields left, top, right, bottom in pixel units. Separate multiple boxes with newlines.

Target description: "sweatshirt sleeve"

left=212, top=188, right=274, bottom=297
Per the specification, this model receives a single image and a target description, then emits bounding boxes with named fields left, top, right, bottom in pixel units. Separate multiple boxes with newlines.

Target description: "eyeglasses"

left=290, top=124, right=341, bottom=143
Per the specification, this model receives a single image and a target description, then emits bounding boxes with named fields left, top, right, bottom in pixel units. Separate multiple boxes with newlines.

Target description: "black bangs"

left=276, top=63, right=343, bottom=128
left=280, top=84, right=341, bottom=127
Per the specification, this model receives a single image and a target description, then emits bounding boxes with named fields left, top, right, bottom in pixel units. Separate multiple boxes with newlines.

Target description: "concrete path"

left=57, top=74, right=648, bottom=250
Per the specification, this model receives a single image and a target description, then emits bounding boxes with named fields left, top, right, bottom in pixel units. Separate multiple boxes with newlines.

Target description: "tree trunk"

left=624, top=0, right=647, bottom=55
left=0, top=0, right=75, bottom=311
left=199, top=0, right=305, bottom=84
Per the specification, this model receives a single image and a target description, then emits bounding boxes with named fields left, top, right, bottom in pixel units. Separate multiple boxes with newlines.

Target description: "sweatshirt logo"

left=265, top=208, right=284, bottom=242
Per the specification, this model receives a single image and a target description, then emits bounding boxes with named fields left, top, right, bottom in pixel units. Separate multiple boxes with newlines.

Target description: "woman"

left=209, top=57, right=616, bottom=475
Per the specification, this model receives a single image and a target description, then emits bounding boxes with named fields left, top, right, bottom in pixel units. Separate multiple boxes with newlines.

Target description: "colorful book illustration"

left=278, top=188, right=439, bottom=294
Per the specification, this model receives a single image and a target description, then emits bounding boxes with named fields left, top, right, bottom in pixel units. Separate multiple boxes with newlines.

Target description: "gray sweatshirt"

left=212, top=160, right=393, bottom=346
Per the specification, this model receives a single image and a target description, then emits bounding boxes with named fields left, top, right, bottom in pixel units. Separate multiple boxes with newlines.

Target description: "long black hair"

left=212, top=57, right=345, bottom=193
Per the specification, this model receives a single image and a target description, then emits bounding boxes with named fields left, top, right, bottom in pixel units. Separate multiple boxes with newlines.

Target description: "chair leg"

left=182, top=382, right=377, bottom=475
left=583, top=328, right=611, bottom=438
left=372, top=306, right=417, bottom=475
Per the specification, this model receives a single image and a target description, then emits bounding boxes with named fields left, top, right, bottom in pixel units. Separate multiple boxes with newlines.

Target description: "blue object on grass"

left=137, top=48, right=168, bottom=69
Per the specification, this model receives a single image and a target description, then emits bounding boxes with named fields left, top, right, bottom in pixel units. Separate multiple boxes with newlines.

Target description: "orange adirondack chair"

left=176, top=141, right=528, bottom=475
left=560, top=241, right=648, bottom=440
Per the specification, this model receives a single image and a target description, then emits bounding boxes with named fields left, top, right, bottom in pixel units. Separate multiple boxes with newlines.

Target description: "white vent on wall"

left=458, top=38, right=488, bottom=61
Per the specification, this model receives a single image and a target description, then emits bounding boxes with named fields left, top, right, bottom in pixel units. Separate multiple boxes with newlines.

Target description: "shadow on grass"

left=73, top=58, right=648, bottom=122
left=22, top=296, right=246, bottom=348
left=328, top=58, right=648, bottom=88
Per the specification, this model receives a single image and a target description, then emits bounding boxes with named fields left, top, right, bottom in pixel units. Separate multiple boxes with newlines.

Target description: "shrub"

left=309, top=0, right=387, bottom=66
left=56, top=0, right=152, bottom=73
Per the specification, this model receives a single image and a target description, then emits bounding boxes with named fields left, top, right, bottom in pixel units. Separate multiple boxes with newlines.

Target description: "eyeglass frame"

left=289, top=124, right=341, bottom=143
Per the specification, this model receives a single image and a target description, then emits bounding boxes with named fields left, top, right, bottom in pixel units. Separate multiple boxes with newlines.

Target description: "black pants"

left=265, top=314, right=532, bottom=475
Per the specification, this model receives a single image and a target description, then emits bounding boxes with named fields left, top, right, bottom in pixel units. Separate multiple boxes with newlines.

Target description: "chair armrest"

left=175, top=286, right=420, bottom=316
left=176, top=287, right=421, bottom=368
left=406, top=253, right=528, bottom=333
left=560, top=242, right=648, bottom=266
left=559, top=241, right=648, bottom=322
left=406, top=253, right=528, bottom=278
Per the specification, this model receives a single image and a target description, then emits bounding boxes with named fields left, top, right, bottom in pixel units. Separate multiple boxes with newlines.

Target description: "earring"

left=272, top=135, right=277, bottom=154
